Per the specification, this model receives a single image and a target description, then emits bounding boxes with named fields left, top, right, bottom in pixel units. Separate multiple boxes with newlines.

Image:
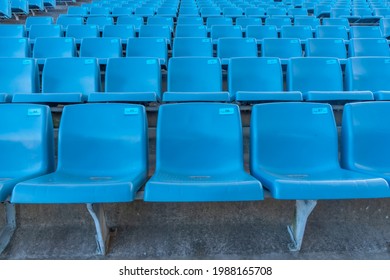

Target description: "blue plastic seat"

left=0, top=38, right=30, bottom=58
left=25, top=16, right=53, bottom=30
left=345, top=57, right=390, bottom=100
left=294, top=16, right=320, bottom=30
left=175, top=25, right=207, bottom=37
left=0, top=58, right=38, bottom=103
left=322, top=18, right=350, bottom=30
left=89, top=7, right=111, bottom=16
left=229, top=57, right=302, bottom=102
left=235, top=17, right=262, bottom=31
left=28, top=24, right=63, bottom=43
left=250, top=102, right=389, bottom=251
left=103, top=25, right=135, bottom=44
left=163, top=57, right=230, bottom=102
left=11, top=0, right=28, bottom=15
left=341, top=101, right=390, bottom=184
left=80, top=37, right=122, bottom=65
left=315, top=25, right=349, bottom=40
left=66, top=25, right=99, bottom=44
left=210, top=25, right=242, bottom=43
left=200, top=7, right=222, bottom=18
left=13, top=58, right=100, bottom=104
left=135, top=6, right=155, bottom=17
left=116, top=16, right=144, bottom=32
left=126, top=38, right=168, bottom=66
left=178, top=7, right=199, bottom=17
left=206, top=17, right=233, bottom=31
left=266, top=7, right=287, bottom=16
left=144, top=103, right=263, bottom=202
left=12, top=103, right=148, bottom=255
left=314, top=4, right=332, bottom=17
left=139, top=25, right=172, bottom=44
left=176, top=16, right=203, bottom=25
left=280, top=25, right=313, bottom=41
left=0, top=104, right=54, bottom=254
left=374, top=8, right=390, bottom=17
left=348, top=38, right=390, bottom=57
left=330, top=8, right=351, bottom=18
left=56, top=15, right=84, bottom=30
left=265, top=17, right=292, bottom=31
left=246, top=25, right=278, bottom=42
left=147, top=16, right=174, bottom=30
left=223, top=7, right=243, bottom=18
left=88, top=57, right=161, bottom=102
left=261, top=38, right=302, bottom=64
left=33, top=37, right=76, bottom=65
left=245, top=7, right=266, bottom=17
left=305, top=38, right=347, bottom=61
left=217, top=37, right=258, bottom=65
left=0, top=24, right=25, bottom=37
left=287, top=57, right=373, bottom=102
left=288, top=8, right=308, bottom=16
left=111, top=7, right=134, bottom=16
left=172, top=37, right=213, bottom=57
left=67, top=6, right=88, bottom=16
left=0, top=0, right=11, bottom=18
left=86, top=16, right=114, bottom=31
left=157, top=7, right=177, bottom=17
left=29, top=0, right=44, bottom=11
left=349, top=26, right=383, bottom=38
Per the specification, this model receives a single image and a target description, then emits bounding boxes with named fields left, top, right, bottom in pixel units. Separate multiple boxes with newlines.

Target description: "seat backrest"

left=126, top=37, right=167, bottom=63
left=139, top=24, right=171, bottom=41
left=105, top=57, right=161, bottom=98
left=294, top=17, right=320, bottom=29
left=315, top=25, right=348, bottom=40
left=349, top=26, right=382, bottom=38
left=348, top=38, right=390, bottom=57
left=322, top=18, right=350, bottom=29
left=67, top=6, right=88, bottom=16
left=206, top=17, right=233, bottom=29
left=287, top=57, right=343, bottom=93
left=0, top=58, right=39, bottom=94
left=250, top=102, right=339, bottom=173
left=245, top=7, right=265, bottom=16
left=103, top=25, right=135, bottom=39
left=0, top=104, right=54, bottom=182
left=223, top=7, right=243, bottom=17
left=80, top=37, right=122, bottom=59
left=56, top=15, right=84, bottom=28
left=42, top=58, right=101, bottom=94
left=33, top=37, right=76, bottom=59
left=86, top=16, right=114, bottom=28
left=217, top=38, right=257, bottom=60
left=116, top=16, right=144, bottom=29
left=266, top=7, right=287, bottom=16
left=167, top=57, right=222, bottom=92
left=28, top=24, right=62, bottom=39
left=228, top=57, right=283, bottom=98
left=89, top=7, right=111, bottom=15
left=211, top=25, right=242, bottom=40
left=155, top=103, right=244, bottom=175
left=176, top=16, right=203, bottom=25
left=0, top=24, right=25, bottom=37
left=288, top=8, right=308, bottom=16
left=345, top=57, right=390, bottom=92
left=280, top=25, right=313, bottom=40
left=246, top=25, right=278, bottom=40
left=135, top=6, right=155, bottom=16
left=236, top=17, right=262, bottom=30
left=0, top=38, right=29, bottom=58
left=25, top=16, right=53, bottom=29
left=200, top=7, right=222, bottom=17
left=57, top=103, right=148, bottom=176
left=172, top=37, right=213, bottom=57
left=305, top=38, right=347, bottom=59
left=341, top=101, right=390, bottom=173
left=352, top=8, right=372, bottom=16
left=330, top=8, right=351, bottom=17
left=112, top=7, right=134, bottom=16
left=265, top=17, right=292, bottom=28
left=262, top=38, right=302, bottom=59
left=147, top=16, right=174, bottom=29
left=175, top=24, right=207, bottom=37
left=66, top=25, right=99, bottom=39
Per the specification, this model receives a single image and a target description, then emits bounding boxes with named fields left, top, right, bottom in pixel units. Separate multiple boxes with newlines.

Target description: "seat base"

left=236, top=91, right=302, bottom=102
left=163, top=91, right=231, bottom=102
left=304, top=90, right=374, bottom=102
left=88, top=92, right=158, bottom=103
left=12, top=93, right=86, bottom=103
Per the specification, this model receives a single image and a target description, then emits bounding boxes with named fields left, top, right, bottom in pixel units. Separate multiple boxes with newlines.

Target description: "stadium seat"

left=111, top=7, right=134, bottom=16
left=88, top=57, right=161, bottom=102
left=0, top=58, right=38, bottom=103
left=12, top=103, right=149, bottom=255
left=80, top=37, right=122, bottom=65
left=200, top=7, right=222, bottom=18
left=175, top=25, right=207, bottom=37
left=246, top=25, right=278, bottom=42
left=217, top=37, right=258, bottom=65
left=261, top=38, right=302, bottom=64
left=11, top=0, right=28, bottom=16
left=373, top=8, right=390, bottom=17
left=280, top=25, right=313, bottom=41
left=116, top=16, right=144, bottom=32
left=206, top=17, right=233, bottom=31
left=305, top=38, right=347, bottom=61
left=25, top=16, right=53, bottom=30
left=314, top=4, right=331, bottom=17
left=0, top=104, right=54, bottom=254
left=0, top=0, right=11, bottom=18
left=28, top=24, right=63, bottom=43
left=86, top=16, right=114, bottom=31
left=322, top=18, right=350, bottom=30
left=176, top=16, right=203, bottom=25
left=345, top=57, right=390, bottom=100
left=315, top=25, right=349, bottom=40
left=139, top=25, right=172, bottom=45
left=266, top=7, right=287, bottom=16
left=235, top=18, right=262, bottom=31
left=287, top=57, right=373, bottom=102
left=89, top=7, right=111, bottom=16
left=265, top=17, right=292, bottom=31
left=29, top=0, right=44, bottom=11
left=250, top=102, right=389, bottom=251
left=157, top=7, right=177, bottom=17
left=288, top=8, right=308, bottom=16
left=223, top=7, right=243, bottom=18
left=348, top=38, right=390, bottom=57
left=103, top=25, right=135, bottom=44
left=0, top=38, right=30, bottom=58
left=210, top=25, right=242, bottom=43
left=66, top=25, right=99, bottom=44
left=126, top=38, right=168, bottom=66
left=330, top=8, right=351, bottom=18
left=349, top=26, right=383, bottom=38
left=0, top=24, right=25, bottom=37
left=172, top=37, right=213, bottom=57
left=245, top=7, right=266, bottom=17
left=341, top=101, right=390, bottom=184
left=178, top=7, right=199, bottom=17
left=13, top=58, right=100, bottom=104
left=163, top=57, right=230, bottom=102
left=67, top=6, right=88, bottom=16
left=33, top=37, right=76, bottom=65
left=144, top=103, right=263, bottom=202
left=228, top=57, right=302, bottom=102
left=294, top=16, right=320, bottom=30
left=56, top=15, right=84, bottom=30
left=147, top=16, right=174, bottom=30
left=135, top=6, right=156, bottom=17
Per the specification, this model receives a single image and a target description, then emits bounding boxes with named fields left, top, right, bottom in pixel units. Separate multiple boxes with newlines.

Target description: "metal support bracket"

left=86, top=203, right=110, bottom=255
left=287, top=200, right=317, bottom=252
left=0, top=202, right=16, bottom=255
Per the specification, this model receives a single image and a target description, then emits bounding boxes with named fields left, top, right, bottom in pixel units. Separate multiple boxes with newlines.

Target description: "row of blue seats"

left=0, top=56, right=389, bottom=103
left=1, top=101, right=390, bottom=254
left=1, top=36, right=389, bottom=66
